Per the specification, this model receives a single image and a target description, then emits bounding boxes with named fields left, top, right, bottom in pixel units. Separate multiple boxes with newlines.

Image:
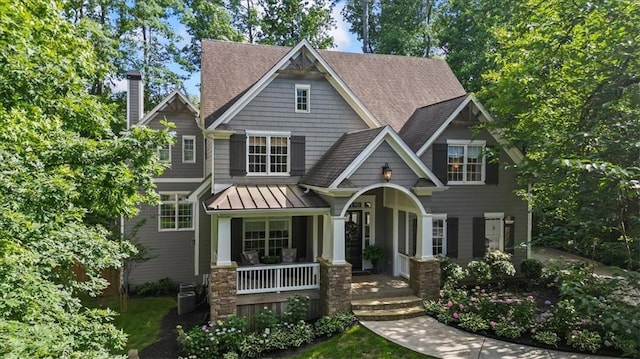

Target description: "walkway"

left=361, top=316, right=617, bottom=359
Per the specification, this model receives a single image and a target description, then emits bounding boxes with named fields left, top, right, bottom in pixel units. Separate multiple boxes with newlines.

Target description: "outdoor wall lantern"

left=505, top=216, right=515, bottom=224
left=382, top=162, right=392, bottom=182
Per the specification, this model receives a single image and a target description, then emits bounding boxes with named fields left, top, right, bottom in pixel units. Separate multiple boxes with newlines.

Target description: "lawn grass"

left=89, top=295, right=176, bottom=353
left=291, top=324, right=435, bottom=359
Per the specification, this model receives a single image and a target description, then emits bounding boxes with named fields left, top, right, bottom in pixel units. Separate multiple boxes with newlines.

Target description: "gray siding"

left=214, top=76, right=368, bottom=185
left=197, top=197, right=211, bottom=275
left=349, top=142, right=419, bottom=188
left=124, top=182, right=200, bottom=286
left=147, top=110, right=204, bottom=179
left=424, top=123, right=528, bottom=265
left=205, top=137, right=212, bottom=177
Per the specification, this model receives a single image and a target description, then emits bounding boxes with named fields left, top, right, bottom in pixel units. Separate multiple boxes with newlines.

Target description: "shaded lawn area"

left=88, top=295, right=176, bottom=354
left=291, top=325, right=434, bottom=359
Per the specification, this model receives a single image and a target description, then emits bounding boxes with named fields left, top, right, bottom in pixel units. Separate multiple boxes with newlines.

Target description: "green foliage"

left=0, top=0, right=171, bottom=357
left=134, top=278, right=176, bottom=297
left=465, top=260, right=492, bottom=283
left=363, top=244, right=385, bottom=268
left=520, top=259, right=544, bottom=281
left=457, top=313, right=489, bottom=332
left=567, top=330, right=602, bottom=353
left=493, top=320, right=522, bottom=339
left=283, top=295, right=309, bottom=324
left=313, top=312, right=357, bottom=337
left=533, top=331, right=560, bottom=346
left=253, top=307, right=279, bottom=333
left=342, top=0, right=437, bottom=56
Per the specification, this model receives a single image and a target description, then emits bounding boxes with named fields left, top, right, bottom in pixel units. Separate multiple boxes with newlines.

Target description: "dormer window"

left=446, top=140, right=486, bottom=184
left=295, top=84, right=310, bottom=113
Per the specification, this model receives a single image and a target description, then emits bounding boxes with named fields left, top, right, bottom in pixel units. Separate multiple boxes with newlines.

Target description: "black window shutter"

left=432, top=143, right=448, bottom=184
left=485, top=145, right=499, bottom=185
left=446, top=217, right=458, bottom=258
left=472, top=217, right=486, bottom=258
left=290, top=136, right=305, bottom=176
left=230, top=133, right=246, bottom=176
left=505, top=218, right=515, bottom=255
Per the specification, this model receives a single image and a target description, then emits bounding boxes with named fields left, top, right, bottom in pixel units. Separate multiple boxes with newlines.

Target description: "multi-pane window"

left=447, top=141, right=485, bottom=183
left=243, top=219, right=290, bottom=257
left=182, top=136, right=195, bottom=163
left=247, top=134, right=289, bottom=175
left=485, top=214, right=503, bottom=251
left=433, top=218, right=445, bottom=255
left=159, top=193, right=193, bottom=230
left=158, top=143, right=171, bottom=162
left=295, top=84, right=310, bottom=113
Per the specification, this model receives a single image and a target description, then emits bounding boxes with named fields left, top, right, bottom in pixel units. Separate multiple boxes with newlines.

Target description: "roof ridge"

left=202, top=39, right=292, bottom=51
left=320, top=49, right=449, bottom=62
left=414, top=93, right=470, bottom=111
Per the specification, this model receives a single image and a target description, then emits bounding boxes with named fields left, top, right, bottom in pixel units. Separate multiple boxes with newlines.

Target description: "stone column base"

left=210, top=262, right=237, bottom=320
left=319, top=258, right=352, bottom=315
left=409, top=257, right=440, bottom=300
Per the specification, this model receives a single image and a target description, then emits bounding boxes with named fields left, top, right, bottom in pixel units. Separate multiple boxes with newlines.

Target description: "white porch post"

left=312, top=215, right=318, bottom=261
left=392, top=208, right=399, bottom=276
left=331, top=216, right=346, bottom=265
left=322, top=214, right=332, bottom=260
left=216, top=216, right=232, bottom=266
left=415, top=214, right=433, bottom=260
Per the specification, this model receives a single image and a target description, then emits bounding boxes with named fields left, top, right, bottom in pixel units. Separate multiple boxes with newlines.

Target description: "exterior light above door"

left=382, top=162, right=392, bottom=182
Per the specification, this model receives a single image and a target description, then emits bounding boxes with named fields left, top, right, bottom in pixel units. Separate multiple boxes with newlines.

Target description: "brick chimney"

left=126, top=71, right=143, bottom=128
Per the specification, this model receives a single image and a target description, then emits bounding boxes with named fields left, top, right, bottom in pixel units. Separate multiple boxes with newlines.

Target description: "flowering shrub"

left=283, top=295, right=309, bottom=323
left=466, top=260, right=491, bottom=283
left=493, top=320, right=522, bottom=339
left=567, top=330, right=601, bottom=353
left=253, top=307, right=279, bottom=332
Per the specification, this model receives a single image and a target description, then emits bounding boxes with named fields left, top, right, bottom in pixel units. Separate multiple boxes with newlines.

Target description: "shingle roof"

left=201, top=40, right=467, bottom=131
left=204, top=184, right=328, bottom=211
left=300, top=127, right=386, bottom=187
left=398, top=94, right=470, bottom=152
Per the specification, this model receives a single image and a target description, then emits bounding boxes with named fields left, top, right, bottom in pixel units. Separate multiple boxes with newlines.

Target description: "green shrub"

left=545, top=299, right=579, bottom=336
left=238, top=332, right=266, bottom=358
left=466, top=260, right=491, bottom=283
left=283, top=295, right=309, bottom=323
left=253, top=307, right=279, bottom=333
left=458, top=313, right=489, bottom=332
left=520, top=259, right=544, bottom=281
left=214, top=316, right=247, bottom=354
left=177, top=323, right=220, bottom=359
left=223, top=352, right=239, bottom=359
left=493, top=320, right=522, bottom=339
left=533, top=331, right=560, bottom=346
left=490, top=260, right=516, bottom=280
left=567, top=330, right=602, bottom=353
left=135, top=277, right=176, bottom=296
left=440, top=257, right=465, bottom=286
left=313, top=312, right=356, bottom=337
left=483, top=250, right=512, bottom=264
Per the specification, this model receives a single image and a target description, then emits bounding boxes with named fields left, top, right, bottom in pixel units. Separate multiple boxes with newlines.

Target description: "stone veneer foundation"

left=210, top=263, right=237, bottom=320
left=409, top=257, right=440, bottom=300
left=319, top=258, right=352, bottom=315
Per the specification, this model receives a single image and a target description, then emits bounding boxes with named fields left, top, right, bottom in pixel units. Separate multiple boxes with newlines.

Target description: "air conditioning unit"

left=180, top=282, right=196, bottom=293
left=178, top=291, right=196, bottom=315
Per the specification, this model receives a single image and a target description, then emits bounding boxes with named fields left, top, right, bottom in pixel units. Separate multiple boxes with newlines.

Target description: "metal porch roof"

left=204, top=184, right=329, bottom=211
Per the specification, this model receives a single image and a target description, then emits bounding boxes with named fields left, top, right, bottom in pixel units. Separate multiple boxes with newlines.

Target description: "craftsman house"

left=123, top=40, right=529, bottom=320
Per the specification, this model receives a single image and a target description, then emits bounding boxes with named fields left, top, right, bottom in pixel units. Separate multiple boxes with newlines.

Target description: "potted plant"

left=363, top=244, right=385, bottom=273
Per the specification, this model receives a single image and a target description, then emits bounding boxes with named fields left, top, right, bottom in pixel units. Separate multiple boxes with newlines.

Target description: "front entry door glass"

left=345, top=210, right=363, bottom=270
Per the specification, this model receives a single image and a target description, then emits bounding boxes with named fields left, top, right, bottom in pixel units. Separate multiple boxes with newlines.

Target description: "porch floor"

left=351, top=274, right=413, bottom=300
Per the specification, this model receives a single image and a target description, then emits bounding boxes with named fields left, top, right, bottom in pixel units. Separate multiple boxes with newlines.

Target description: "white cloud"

left=329, top=1, right=361, bottom=53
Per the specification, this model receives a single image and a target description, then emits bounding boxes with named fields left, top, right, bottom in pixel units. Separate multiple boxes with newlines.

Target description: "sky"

left=115, top=1, right=361, bottom=97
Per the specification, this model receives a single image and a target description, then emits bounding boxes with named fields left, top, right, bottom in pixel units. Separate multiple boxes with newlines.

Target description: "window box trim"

left=432, top=214, right=447, bottom=256
left=446, top=140, right=487, bottom=185
left=158, top=192, right=194, bottom=232
left=182, top=135, right=196, bottom=163
left=295, top=84, right=310, bottom=113
left=245, top=131, right=291, bottom=176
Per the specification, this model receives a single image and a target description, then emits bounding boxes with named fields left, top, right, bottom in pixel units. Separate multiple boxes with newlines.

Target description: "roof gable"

left=139, top=90, right=199, bottom=126
left=205, top=39, right=380, bottom=130
left=301, top=126, right=444, bottom=189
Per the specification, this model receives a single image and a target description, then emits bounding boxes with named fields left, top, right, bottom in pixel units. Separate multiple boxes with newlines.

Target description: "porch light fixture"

left=382, top=162, right=392, bottom=182
left=505, top=216, right=515, bottom=224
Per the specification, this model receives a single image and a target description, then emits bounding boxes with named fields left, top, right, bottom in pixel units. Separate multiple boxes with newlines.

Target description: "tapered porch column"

left=330, top=216, right=346, bottom=265
left=415, top=214, right=433, bottom=260
left=216, top=216, right=232, bottom=266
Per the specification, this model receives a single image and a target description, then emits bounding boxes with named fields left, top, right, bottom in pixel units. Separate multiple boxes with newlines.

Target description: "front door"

left=345, top=210, right=363, bottom=270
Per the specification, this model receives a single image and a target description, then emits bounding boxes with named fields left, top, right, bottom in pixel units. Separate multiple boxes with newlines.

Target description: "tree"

left=435, top=0, right=517, bottom=92
left=481, top=0, right=640, bottom=267
left=258, top=0, right=335, bottom=48
left=0, top=0, right=172, bottom=356
left=227, top=0, right=261, bottom=43
left=342, top=0, right=437, bottom=57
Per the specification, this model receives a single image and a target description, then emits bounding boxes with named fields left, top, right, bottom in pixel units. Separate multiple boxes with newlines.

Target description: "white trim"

left=340, top=183, right=427, bottom=218
left=431, top=214, right=447, bottom=256
left=345, top=195, right=376, bottom=270
left=157, top=192, right=195, bottom=232
left=329, top=126, right=445, bottom=189
left=484, top=212, right=505, bottom=252
left=446, top=140, right=486, bottom=185
left=216, top=217, right=232, bottom=266
left=295, top=84, right=311, bottom=113
left=204, top=207, right=329, bottom=217
left=312, top=215, right=318, bottom=262
left=182, top=135, right=196, bottom=163
left=245, top=132, right=291, bottom=176
left=207, top=39, right=381, bottom=130
left=194, top=196, right=200, bottom=275
left=242, top=218, right=292, bottom=257
left=153, top=177, right=204, bottom=183
left=187, top=176, right=212, bottom=202
left=138, top=90, right=199, bottom=126
left=392, top=209, right=399, bottom=276
left=416, top=94, right=525, bottom=165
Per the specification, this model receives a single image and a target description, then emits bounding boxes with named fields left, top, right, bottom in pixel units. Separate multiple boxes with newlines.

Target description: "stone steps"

left=352, top=295, right=425, bottom=321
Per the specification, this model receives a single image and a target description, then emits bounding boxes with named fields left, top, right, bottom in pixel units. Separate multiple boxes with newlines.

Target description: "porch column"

left=415, top=214, right=433, bottom=260
left=322, top=214, right=332, bottom=260
left=331, top=216, right=346, bottom=265
left=216, top=216, right=232, bottom=266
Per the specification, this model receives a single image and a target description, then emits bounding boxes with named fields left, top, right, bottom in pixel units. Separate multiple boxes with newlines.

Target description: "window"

left=447, top=140, right=486, bottom=184
left=246, top=132, right=290, bottom=175
left=159, top=193, right=193, bottom=230
left=485, top=213, right=504, bottom=251
left=432, top=215, right=447, bottom=256
left=158, top=143, right=171, bottom=163
left=243, top=219, right=290, bottom=257
left=182, top=136, right=196, bottom=163
left=295, top=84, right=310, bottom=113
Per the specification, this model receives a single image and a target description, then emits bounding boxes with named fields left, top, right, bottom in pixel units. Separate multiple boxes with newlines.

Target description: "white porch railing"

left=399, top=253, right=410, bottom=279
left=237, top=262, right=320, bottom=295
